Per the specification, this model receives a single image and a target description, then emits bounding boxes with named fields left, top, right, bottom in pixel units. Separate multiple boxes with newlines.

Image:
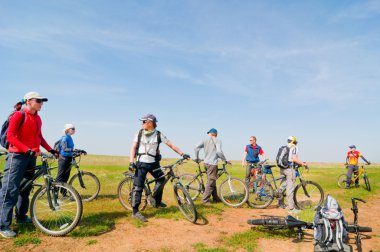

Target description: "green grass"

left=0, top=154, right=379, bottom=251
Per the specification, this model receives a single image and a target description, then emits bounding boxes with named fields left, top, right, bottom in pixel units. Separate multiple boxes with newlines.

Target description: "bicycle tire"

left=219, top=177, right=249, bottom=207
left=30, top=182, right=83, bottom=236
left=117, top=176, right=147, bottom=211
left=69, top=171, right=100, bottom=202
left=363, top=174, right=371, bottom=192
left=247, top=180, right=274, bottom=209
left=247, top=218, right=286, bottom=226
left=337, top=174, right=348, bottom=189
left=179, top=173, right=201, bottom=200
left=173, top=184, right=197, bottom=223
left=294, top=181, right=324, bottom=210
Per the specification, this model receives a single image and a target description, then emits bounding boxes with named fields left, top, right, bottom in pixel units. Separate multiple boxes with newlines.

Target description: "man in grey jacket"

left=194, top=128, right=228, bottom=205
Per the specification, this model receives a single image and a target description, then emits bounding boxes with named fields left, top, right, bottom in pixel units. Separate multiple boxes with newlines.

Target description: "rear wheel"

left=69, top=171, right=100, bottom=202
left=173, top=184, right=197, bottom=223
left=294, top=181, right=324, bottom=210
left=363, top=174, right=371, bottom=192
left=117, top=176, right=147, bottom=211
left=247, top=180, right=274, bottom=209
left=337, top=174, right=348, bottom=188
left=219, top=177, right=248, bottom=207
left=179, top=173, right=201, bottom=200
left=30, top=182, right=83, bottom=236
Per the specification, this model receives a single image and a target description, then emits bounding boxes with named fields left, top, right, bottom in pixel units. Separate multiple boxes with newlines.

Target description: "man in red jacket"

left=0, top=91, right=58, bottom=238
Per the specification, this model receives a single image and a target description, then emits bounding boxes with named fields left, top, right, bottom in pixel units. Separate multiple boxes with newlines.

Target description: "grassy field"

left=0, top=154, right=379, bottom=251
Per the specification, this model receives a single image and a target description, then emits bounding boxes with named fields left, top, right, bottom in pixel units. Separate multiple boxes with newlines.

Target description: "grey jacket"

left=194, top=136, right=226, bottom=165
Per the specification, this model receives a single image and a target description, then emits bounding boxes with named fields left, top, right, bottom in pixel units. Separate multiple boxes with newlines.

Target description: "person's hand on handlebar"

left=49, top=149, right=59, bottom=157
left=129, top=162, right=137, bottom=172
left=225, top=161, right=232, bottom=165
left=181, top=153, right=190, bottom=160
left=194, top=158, right=201, bottom=164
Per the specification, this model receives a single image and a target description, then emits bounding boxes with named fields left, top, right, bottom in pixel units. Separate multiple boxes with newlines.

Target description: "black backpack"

left=0, top=110, right=25, bottom=149
left=276, top=145, right=290, bottom=169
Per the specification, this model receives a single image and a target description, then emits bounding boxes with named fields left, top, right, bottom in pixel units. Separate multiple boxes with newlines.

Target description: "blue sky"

left=1, top=1, right=379, bottom=162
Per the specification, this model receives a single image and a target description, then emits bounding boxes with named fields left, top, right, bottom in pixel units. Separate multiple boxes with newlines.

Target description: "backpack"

left=53, top=136, right=65, bottom=152
left=135, top=129, right=162, bottom=161
left=313, top=194, right=350, bottom=252
left=0, top=110, right=25, bottom=149
left=276, top=145, right=290, bottom=169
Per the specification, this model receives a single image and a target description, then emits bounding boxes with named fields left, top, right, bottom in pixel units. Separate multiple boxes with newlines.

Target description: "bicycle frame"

left=351, top=166, right=366, bottom=184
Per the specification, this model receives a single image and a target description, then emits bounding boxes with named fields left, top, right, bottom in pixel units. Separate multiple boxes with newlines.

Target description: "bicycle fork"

left=44, top=175, right=60, bottom=210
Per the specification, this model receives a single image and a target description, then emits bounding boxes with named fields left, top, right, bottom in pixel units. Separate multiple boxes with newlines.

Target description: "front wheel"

left=294, top=181, right=324, bottom=210
left=219, top=177, right=248, bottom=207
left=69, top=171, right=100, bottom=202
left=363, top=174, right=371, bottom=192
left=337, top=174, right=348, bottom=189
left=173, top=184, right=197, bottom=223
left=247, top=180, right=274, bottom=209
left=179, top=173, right=201, bottom=200
left=117, top=176, right=147, bottom=211
left=30, top=182, right=83, bottom=236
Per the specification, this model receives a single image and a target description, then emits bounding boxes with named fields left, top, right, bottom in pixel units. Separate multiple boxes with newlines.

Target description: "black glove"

left=81, top=150, right=87, bottom=155
left=129, top=162, right=137, bottom=171
left=181, top=153, right=190, bottom=159
left=26, top=149, right=36, bottom=156
left=367, top=162, right=371, bottom=165
left=225, top=161, right=232, bottom=165
left=49, top=149, right=59, bottom=157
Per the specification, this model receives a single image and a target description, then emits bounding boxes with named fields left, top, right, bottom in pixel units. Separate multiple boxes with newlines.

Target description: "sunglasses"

left=249, top=139, right=255, bottom=142
left=142, top=120, right=152, bottom=124
left=71, top=128, right=76, bottom=130
left=31, top=98, right=44, bottom=103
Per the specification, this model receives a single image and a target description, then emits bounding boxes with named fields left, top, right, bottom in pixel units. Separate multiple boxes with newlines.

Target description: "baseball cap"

left=23, top=91, right=48, bottom=102
left=139, top=114, right=157, bottom=123
left=288, top=136, right=296, bottom=142
left=64, top=123, right=75, bottom=131
left=207, top=128, right=218, bottom=134
left=349, top=145, right=356, bottom=149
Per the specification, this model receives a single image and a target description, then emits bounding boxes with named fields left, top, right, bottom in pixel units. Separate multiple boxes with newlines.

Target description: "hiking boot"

left=0, top=227, right=16, bottom=238
left=15, top=216, right=33, bottom=224
left=132, top=212, right=148, bottom=222
left=288, top=208, right=301, bottom=215
left=155, top=202, right=167, bottom=208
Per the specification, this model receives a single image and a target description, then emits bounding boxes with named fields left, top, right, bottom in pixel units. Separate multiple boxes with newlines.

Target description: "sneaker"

left=278, top=204, right=287, bottom=209
left=0, top=227, right=16, bottom=238
left=15, top=216, right=33, bottom=224
left=202, top=201, right=212, bottom=206
left=288, top=208, right=301, bottom=215
left=155, top=202, right=167, bottom=208
left=132, top=212, right=148, bottom=222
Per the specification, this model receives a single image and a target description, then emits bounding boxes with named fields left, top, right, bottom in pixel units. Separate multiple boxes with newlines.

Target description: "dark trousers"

left=346, top=165, right=359, bottom=187
left=202, top=163, right=220, bottom=203
left=131, top=162, right=165, bottom=212
left=56, top=156, right=73, bottom=183
left=0, top=153, right=36, bottom=228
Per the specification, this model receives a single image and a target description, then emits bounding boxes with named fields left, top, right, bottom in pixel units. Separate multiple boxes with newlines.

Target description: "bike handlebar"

left=247, top=215, right=313, bottom=229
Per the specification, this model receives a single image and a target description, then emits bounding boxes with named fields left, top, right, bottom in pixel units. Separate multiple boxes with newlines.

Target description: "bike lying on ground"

left=179, top=160, right=249, bottom=207
left=0, top=152, right=83, bottom=236
left=247, top=197, right=372, bottom=252
left=247, top=160, right=324, bottom=210
left=48, top=149, right=100, bottom=201
left=117, top=158, right=198, bottom=223
left=337, top=164, right=371, bottom=191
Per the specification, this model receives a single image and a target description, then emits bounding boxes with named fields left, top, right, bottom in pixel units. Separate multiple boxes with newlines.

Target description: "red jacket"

left=7, top=108, right=52, bottom=153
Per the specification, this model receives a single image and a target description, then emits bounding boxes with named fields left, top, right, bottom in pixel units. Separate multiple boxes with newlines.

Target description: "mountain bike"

left=337, top=164, right=371, bottom=191
left=247, top=198, right=372, bottom=252
left=0, top=153, right=82, bottom=236
left=179, top=160, right=248, bottom=207
left=247, top=160, right=324, bottom=210
left=117, top=158, right=198, bottom=223
left=49, top=149, right=100, bottom=201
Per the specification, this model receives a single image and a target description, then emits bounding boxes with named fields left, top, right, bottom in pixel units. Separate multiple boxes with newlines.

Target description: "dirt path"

left=2, top=195, right=380, bottom=252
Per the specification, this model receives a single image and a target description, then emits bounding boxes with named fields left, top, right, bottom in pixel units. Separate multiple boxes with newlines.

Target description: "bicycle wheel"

left=247, top=180, right=274, bottom=209
left=30, top=182, right=82, bottom=236
left=179, top=173, right=201, bottom=200
left=294, top=181, right=324, bottom=210
left=363, top=174, right=371, bottom=192
left=69, top=171, right=100, bottom=202
left=173, top=184, right=197, bottom=223
left=117, top=176, right=147, bottom=211
left=219, top=177, right=248, bottom=207
left=337, top=174, right=348, bottom=188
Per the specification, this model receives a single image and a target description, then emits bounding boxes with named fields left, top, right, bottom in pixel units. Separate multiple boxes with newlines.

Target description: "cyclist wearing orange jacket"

left=345, top=145, right=370, bottom=189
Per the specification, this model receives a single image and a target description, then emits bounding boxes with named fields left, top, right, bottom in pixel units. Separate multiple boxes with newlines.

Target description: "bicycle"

left=48, top=149, right=100, bottom=201
left=117, top=158, right=198, bottom=223
left=247, top=160, right=324, bottom=210
left=0, top=151, right=7, bottom=188
left=179, top=160, right=248, bottom=207
left=337, top=164, right=371, bottom=191
left=0, top=153, right=83, bottom=236
left=247, top=197, right=372, bottom=252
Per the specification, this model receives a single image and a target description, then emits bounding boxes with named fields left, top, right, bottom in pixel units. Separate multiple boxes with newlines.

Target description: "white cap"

left=64, top=123, right=75, bottom=131
left=24, top=91, right=48, bottom=101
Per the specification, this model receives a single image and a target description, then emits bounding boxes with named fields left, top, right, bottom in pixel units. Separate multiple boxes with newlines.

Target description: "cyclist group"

left=0, top=90, right=372, bottom=236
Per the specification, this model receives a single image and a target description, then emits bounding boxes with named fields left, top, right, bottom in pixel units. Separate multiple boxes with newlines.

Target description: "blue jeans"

left=0, top=153, right=36, bottom=228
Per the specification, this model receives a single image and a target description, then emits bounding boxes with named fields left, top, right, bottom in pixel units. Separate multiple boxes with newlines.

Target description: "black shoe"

left=213, top=198, right=222, bottom=203
left=156, top=202, right=167, bottom=208
left=132, top=212, right=148, bottom=222
left=15, top=216, right=33, bottom=224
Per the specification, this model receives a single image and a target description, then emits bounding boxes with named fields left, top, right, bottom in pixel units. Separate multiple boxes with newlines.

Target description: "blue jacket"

left=246, top=144, right=262, bottom=163
left=60, top=134, right=74, bottom=157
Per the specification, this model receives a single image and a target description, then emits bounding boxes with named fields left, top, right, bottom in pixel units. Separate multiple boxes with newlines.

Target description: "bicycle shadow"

left=144, top=206, right=209, bottom=225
